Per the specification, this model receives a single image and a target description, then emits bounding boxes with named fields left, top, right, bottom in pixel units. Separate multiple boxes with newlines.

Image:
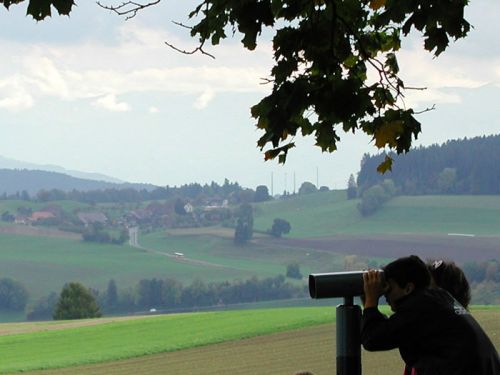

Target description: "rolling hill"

left=0, top=190, right=499, bottom=322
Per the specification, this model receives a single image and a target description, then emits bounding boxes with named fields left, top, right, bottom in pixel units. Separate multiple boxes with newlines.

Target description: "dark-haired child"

left=361, top=255, right=499, bottom=375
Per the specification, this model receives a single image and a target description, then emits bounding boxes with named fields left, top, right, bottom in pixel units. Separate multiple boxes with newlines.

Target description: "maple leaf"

left=374, top=121, right=403, bottom=149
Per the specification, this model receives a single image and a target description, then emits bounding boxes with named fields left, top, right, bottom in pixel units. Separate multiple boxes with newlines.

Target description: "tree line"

left=0, top=178, right=261, bottom=205
left=5, top=258, right=498, bottom=320
left=357, top=134, right=500, bottom=195
left=26, top=275, right=307, bottom=321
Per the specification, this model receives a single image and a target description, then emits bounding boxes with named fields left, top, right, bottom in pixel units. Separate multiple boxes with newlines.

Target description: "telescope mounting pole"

left=336, top=296, right=361, bottom=375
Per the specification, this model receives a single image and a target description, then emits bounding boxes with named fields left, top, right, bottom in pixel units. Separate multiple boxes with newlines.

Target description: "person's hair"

left=383, top=255, right=431, bottom=290
left=427, top=259, right=471, bottom=308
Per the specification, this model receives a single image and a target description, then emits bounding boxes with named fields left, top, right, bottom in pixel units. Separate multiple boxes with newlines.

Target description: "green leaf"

left=385, top=52, right=399, bottom=75
left=52, top=0, right=73, bottom=15
left=23, top=0, right=74, bottom=20
left=424, top=27, right=449, bottom=56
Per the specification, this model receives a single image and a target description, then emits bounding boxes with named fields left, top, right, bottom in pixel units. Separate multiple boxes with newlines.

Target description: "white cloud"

left=0, top=23, right=270, bottom=110
left=398, top=45, right=494, bottom=89
left=92, top=94, right=130, bottom=112
left=0, top=78, right=34, bottom=111
left=23, top=55, right=71, bottom=99
left=403, top=89, right=462, bottom=109
left=194, top=88, right=215, bottom=109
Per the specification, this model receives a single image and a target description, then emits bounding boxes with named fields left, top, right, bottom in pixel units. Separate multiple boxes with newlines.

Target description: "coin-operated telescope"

left=309, top=271, right=384, bottom=375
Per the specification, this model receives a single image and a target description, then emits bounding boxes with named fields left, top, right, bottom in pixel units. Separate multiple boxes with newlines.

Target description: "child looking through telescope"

left=361, top=255, right=499, bottom=375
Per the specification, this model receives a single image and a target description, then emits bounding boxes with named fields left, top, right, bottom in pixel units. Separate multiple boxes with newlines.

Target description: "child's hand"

left=363, top=270, right=384, bottom=308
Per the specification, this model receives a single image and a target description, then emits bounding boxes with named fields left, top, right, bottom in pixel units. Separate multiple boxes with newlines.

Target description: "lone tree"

left=234, top=203, right=254, bottom=245
left=269, top=218, right=291, bottom=238
left=298, top=181, right=318, bottom=195
left=53, top=282, right=102, bottom=320
left=347, top=174, right=358, bottom=199
left=254, top=185, right=271, bottom=202
left=0, top=278, right=29, bottom=311
left=4, top=0, right=471, bottom=171
left=286, top=262, right=302, bottom=280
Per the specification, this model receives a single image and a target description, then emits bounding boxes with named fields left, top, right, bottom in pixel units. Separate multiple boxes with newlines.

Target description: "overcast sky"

left=0, top=1, right=499, bottom=192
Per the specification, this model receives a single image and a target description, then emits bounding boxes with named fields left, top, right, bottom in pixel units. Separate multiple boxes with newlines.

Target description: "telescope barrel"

left=309, top=271, right=383, bottom=299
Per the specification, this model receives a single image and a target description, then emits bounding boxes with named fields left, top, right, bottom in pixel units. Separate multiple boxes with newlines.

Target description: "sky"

left=0, top=1, right=499, bottom=193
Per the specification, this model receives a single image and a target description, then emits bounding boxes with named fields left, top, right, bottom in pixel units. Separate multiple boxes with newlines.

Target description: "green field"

left=253, top=190, right=361, bottom=237
left=0, top=306, right=497, bottom=374
left=0, top=307, right=334, bottom=373
left=349, top=195, right=500, bottom=235
left=0, top=199, right=91, bottom=215
left=139, top=231, right=345, bottom=278
left=254, top=192, right=500, bottom=237
left=0, top=234, right=281, bottom=305
left=1, top=193, right=500, bottom=322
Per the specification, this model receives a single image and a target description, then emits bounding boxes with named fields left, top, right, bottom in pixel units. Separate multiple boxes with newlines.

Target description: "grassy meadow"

left=0, top=306, right=497, bottom=374
left=0, top=307, right=334, bottom=373
left=139, top=230, right=346, bottom=278
left=1, top=192, right=500, bottom=322
left=0, top=200, right=87, bottom=213
left=0, top=192, right=498, bottom=373
left=253, top=192, right=500, bottom=237
left=0, top=233, right=281, bottom=305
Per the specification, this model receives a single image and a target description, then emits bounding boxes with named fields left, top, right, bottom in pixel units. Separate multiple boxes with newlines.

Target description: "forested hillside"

left=357, top=134, right=500, bottom=195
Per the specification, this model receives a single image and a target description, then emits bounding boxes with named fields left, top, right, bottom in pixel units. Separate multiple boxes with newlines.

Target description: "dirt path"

left=0, top=315, right=161, bottom=336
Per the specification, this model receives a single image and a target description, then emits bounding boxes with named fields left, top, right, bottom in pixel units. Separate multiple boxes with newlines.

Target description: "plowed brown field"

left=257, top=234, right=500, bottom=263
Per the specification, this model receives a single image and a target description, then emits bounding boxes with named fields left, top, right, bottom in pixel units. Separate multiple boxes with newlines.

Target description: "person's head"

left=383, top=255, right=431, bottom=310
left=427, top=259, right=471, bottom=308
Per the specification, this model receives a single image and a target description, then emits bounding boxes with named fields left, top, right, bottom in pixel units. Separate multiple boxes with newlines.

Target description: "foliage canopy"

left=53, top=282, right=102, bottom=320
left=3, top=0, right=470, bottom=171
left=234, top=203, right=254, bottom=244
left=270, top=217, right=291, bottom=237
left=0, top=278, right=29, bottom=311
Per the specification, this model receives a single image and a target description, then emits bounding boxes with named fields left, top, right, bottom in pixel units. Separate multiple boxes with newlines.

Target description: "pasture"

left=253, top=193, right=500, bottom=237
left=1, top=193, right=499, bottom=322
left=139, top=231, right=347, bottom=278
left=0, top=233, right=280, bottom=305
left=0, top=306, right=496, bottom=374
left=253, top=190, right=360, bottom=238
left=0, top=199, right=91, bottom=214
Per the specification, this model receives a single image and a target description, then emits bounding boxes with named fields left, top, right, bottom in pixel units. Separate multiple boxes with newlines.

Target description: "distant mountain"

left=0, top=155, right=123, bottom=184
left=0, top=169, right=158, bottom=196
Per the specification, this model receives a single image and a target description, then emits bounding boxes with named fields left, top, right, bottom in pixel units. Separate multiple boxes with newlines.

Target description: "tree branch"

left=414, top=104, right=435, bottom=114
left=164, top=40, right=215, bottom=59
left=96, top=0, right=161, bottom=20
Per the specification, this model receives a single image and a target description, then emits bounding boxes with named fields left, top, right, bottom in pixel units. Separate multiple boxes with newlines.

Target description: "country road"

left=127, top=227, right=235, bottom=269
